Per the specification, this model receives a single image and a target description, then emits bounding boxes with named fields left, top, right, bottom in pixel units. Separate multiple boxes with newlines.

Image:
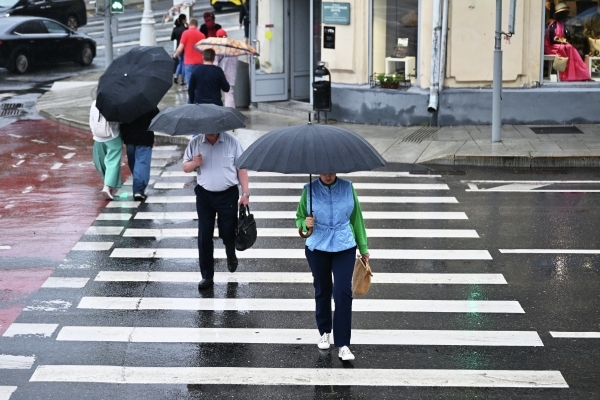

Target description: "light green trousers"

left=93, top=136, right=123, bottom=188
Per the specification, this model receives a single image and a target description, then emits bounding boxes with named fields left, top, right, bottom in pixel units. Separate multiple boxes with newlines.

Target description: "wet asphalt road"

left=1, top=122, right=600, bottom=399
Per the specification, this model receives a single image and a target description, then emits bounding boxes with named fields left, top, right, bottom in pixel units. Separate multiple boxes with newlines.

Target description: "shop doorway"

left=249, top=0, right=311, bottom=103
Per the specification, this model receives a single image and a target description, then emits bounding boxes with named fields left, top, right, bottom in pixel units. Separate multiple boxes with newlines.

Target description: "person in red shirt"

left=173, top=18, right=206, bottom=90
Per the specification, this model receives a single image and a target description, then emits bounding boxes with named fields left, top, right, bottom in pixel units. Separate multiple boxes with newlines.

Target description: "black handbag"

left=235, top=205, right=257, bottom=251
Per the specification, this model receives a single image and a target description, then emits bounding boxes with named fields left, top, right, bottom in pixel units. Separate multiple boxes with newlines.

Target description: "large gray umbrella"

left=149, top=104, right=248, bottom=135
left=235, top=122, right=386, bottom=237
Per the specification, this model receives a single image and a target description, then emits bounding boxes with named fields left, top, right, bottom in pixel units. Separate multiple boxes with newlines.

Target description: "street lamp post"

left=492, top=0, right=502, bottom=143
left=139, top=0, right=156, bottom=46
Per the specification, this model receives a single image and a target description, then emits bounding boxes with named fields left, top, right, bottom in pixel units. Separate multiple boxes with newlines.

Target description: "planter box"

left=380, top=82, right=400, bottom=89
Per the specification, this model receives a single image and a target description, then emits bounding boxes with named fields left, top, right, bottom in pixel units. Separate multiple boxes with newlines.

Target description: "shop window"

left=371, top=0, right=418, bottom=81
left=543, top=1, right=599, bottom=82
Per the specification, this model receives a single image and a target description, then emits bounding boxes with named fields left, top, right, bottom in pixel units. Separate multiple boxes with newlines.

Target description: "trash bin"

left=234, top=59, right=250, bottom=108
left=313, top=62, right=331, bottom=123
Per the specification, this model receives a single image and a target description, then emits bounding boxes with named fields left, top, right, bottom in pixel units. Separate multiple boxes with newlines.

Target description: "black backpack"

left=235, top=205, right=257, bottom=251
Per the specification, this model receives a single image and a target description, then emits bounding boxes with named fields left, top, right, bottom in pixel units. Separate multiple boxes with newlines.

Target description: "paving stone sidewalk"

left=35, top=71, right=600, bottom=167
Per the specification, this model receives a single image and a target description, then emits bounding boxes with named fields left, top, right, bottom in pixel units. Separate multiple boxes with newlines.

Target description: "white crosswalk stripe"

left=10, top=168, right=572, bottom=394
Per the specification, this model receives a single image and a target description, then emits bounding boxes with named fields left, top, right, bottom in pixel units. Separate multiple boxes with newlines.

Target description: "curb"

left=38, top=110, right=90, bottom=132
left=424, top=154, right=600, bottom=168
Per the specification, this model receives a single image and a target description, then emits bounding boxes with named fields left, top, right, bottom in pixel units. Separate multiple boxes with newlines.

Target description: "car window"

left=42, top=20, right=69, bottom=34
left=0, top=0, right=20, bottom=7
left=13, top=20, right=47, bottom=35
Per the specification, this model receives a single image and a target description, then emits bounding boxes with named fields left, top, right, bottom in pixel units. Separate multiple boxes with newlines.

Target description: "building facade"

left=249, top=0, right=600, bottom=126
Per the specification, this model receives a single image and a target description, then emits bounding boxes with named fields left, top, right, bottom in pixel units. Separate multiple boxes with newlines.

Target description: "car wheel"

left=67, top=15, right=78, bottom=31
left=78, top=44, right=93, bottom=66
left=12, top=52, right=30, bottom=74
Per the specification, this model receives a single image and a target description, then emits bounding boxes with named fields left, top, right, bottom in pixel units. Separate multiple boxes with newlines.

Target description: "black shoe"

left=227, top=254, right=238, bottom=273
left=174, top=76, right=178, bottom=84
left=134, top=193, right=147, bottom=201
left=198, top=279, right=214, bottom=290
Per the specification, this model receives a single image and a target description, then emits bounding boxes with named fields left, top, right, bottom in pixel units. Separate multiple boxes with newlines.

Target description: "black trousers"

left=194, top=185, right=238, bottom=279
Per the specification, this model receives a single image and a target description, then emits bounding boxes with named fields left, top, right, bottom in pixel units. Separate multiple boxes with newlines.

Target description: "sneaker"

left=174, top=76, right=178, bottom=84
left=134, top=193, right=147, bottom=201
left=338, top=346, right=355, bottom=361
left=101, top=186, right=113, bottom=200
left=318, top=333, right=331, bottom=350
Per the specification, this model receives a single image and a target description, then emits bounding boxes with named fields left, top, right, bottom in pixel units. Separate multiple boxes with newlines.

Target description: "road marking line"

left=150, top=169, right=162, bottom=176
left=150, top=160, right=168, bottom=167
left=28, top=366, right=568, bottom=387
left=56, top=327, right=541, bottom=346
left=153, top=146, right=179, bottom=151
left=72, top=242, right=113, bottom=251
left=8, top=134, right=22, bottom=138
left=500, top=249, right=600, bottom=254
left=0, top=386, right=17, bottom=400
left=21, top=186, right=33, bottom=194
left=63, top=153, right=76, bottom=159
left=41, top=277, right=89, bottom=288
left=96, top=213, right=132, bottom=221
left=31, top=139, right=47, bottom=144
left=550, top=332, right=600, bottom=338
left=50, top=163, right=63, bottom=170
left=151, top=153, right=175, bottom=159
left=57, top=145, right=76, bottom=150
left=95, top=271, right=507, bottom=284
left=463, top=180, right=600, bottom=184
left=3, top=323, right=58, bottom=338
left=23, top=300, right=71, bottom=312
left=104, top=201, right=140, bottom=208
left=40, top=174, right=49, bottom=181
left=145, top=196, right=459, bottom=204
left=13, top=160, right=25, bottom=167
left=468, top=189, right=600, bottom=193
left=85, top=226, right=124, bottom=235
left=0, top=355, right=35, bottom=369
left=78, top=297, right=523, bottom=313
left=110, top=248, right=492, bottom=260
left=152, top=182, right=450, bottom=190
left=123, top=228, right=479, bottom=238
left=133, top=211, right=469, bottom=220
left=0, top=246, right=10, bottom=250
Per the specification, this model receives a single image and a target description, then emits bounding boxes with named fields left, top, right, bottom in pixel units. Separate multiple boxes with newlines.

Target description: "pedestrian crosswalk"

left=1, top=145, right=574, bottom=396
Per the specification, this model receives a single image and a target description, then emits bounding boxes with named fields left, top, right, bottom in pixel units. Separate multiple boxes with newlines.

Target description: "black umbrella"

left=235, top=122, right=386, bottom=237
left=96, top=46, right=174, bottom=124
left=149, top=104, right=248, bottom=135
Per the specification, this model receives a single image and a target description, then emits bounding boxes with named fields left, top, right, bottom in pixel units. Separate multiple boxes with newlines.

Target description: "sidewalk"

left=35, top=71, right=600, bottom=168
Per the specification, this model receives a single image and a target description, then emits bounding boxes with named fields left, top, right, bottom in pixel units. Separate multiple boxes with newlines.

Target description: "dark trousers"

left=194, top=185, right=239, bottom=279
left=305, top=246, right=356, bottom=347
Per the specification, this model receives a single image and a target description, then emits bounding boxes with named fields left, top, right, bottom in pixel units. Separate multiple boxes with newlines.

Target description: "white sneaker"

left=338, top=346, right=355, bottom=361
left=317, top=333, right=331, bottom=350
left=101, top=186, right=113, bottom=200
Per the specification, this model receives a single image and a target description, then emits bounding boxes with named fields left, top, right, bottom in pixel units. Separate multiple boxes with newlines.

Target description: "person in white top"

left=215, top=29, right=238, bottom=108
left=89, top=101, right=123, bottom=200
left=182, top=131, right=249, bottom=291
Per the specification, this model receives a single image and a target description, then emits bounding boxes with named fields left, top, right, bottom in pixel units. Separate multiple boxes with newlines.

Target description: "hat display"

left=554, top=2, right=569, bottom=16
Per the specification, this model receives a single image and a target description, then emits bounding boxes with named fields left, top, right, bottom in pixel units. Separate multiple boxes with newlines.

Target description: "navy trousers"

left=305, top=246, right=356, bottom=347
left=194, top=185, right=238, bottom=280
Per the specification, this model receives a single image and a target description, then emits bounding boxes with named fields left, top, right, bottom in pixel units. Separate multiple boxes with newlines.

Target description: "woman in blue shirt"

left=296, top=173, right=369, bottom=361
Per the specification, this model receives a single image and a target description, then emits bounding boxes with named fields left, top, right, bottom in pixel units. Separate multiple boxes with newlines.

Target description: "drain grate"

left=0, top=109, right=21, bottom=116
left=2, top=103, right=23, bottom=109
left=402, top=126, right=440, bottom=143
left=410, top=170, right=467, bottom=176
left=529, top=126, right=583, bottom=134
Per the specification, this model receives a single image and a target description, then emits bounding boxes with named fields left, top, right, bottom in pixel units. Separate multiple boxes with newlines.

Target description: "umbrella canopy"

left=194, top=37, right=259, bottom=56
left=235, top=123, right=386, bottom=174
left=149, top=104, right=248, bottom=136
left=96, top=47, right=174, bottom=124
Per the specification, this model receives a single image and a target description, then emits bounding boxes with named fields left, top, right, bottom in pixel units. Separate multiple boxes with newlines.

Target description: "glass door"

left=250, top=0, right=289, bottom=102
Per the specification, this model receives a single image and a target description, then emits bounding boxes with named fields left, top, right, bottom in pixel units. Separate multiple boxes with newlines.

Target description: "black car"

left=0, top=0, right=87, bottom=30
left=0, top=16, right=96, bottom=73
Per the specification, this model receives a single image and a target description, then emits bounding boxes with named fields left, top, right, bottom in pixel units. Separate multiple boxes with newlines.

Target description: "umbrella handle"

left=298, top=226, right=313, bottom=238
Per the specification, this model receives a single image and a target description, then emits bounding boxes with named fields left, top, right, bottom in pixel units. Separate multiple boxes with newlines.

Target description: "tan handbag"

left=553, top=55, right=568, bottom=72
left=352, top=256, right=373, bottom=296
left=589, top=38, right=600, bottom=53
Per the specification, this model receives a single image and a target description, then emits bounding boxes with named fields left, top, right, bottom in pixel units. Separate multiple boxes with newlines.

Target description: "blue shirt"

left=188, top=64, right=230, bottom=106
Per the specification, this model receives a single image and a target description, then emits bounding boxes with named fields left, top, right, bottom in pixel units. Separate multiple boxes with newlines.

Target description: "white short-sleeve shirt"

left=183, top=132, right=244, bottom=192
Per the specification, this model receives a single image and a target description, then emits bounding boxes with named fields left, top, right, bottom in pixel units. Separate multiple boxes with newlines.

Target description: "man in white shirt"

left=182, top=131, right=249, bottom=290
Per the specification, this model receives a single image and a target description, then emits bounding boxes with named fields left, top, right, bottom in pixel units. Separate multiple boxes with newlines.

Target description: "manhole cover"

left=402, top=126, right=440, bottom=143
left=529, top=126, right=583, bottom=134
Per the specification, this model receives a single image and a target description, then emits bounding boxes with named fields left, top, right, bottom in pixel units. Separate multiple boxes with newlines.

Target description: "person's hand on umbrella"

left=192, top=155, right=203, bottom=168
left=305, top=216, right=315, bottom=228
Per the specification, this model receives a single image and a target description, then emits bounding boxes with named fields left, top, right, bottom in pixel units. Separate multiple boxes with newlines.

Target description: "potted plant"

left=376, top=73, right=404, bottom=89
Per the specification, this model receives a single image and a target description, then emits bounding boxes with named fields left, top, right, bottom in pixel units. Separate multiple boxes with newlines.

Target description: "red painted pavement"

left=0, top=267, right=55, bottom=335
left=0, top=119, right=130, bottom=260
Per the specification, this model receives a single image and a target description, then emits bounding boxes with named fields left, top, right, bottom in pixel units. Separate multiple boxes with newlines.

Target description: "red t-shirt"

left=180, top=27, right=205, bottom=65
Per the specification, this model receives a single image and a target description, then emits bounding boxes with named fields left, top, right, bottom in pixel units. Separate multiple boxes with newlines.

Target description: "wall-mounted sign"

left=323, top=2, right=350, bottom=25
left=324, top=26, right=336, bottom=49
